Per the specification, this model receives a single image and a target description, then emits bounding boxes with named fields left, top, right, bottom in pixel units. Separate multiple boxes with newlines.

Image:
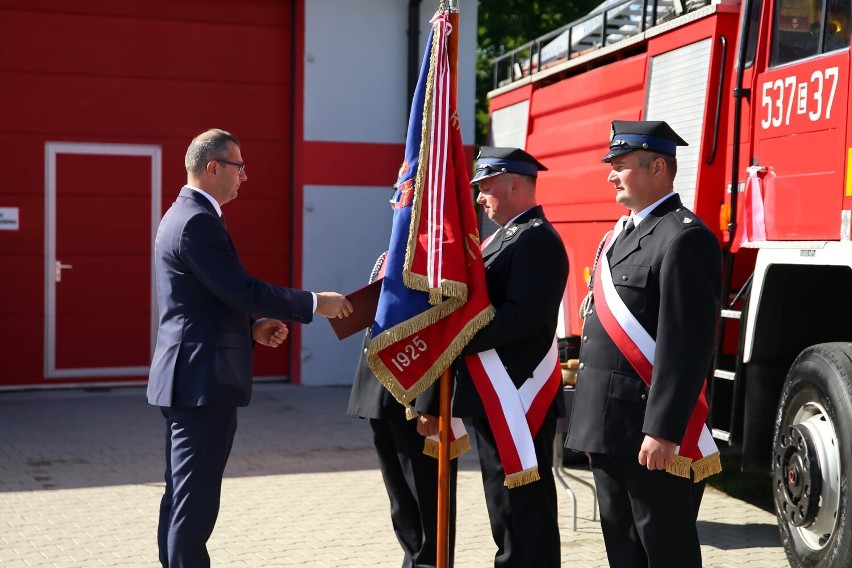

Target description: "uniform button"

left=622, top=275, right=628, bottom=281
left=582, top=336, right=588, bottom=343
left=641, top=394, right=647, bottom=401
left=579, top=362, right=585, bottom=370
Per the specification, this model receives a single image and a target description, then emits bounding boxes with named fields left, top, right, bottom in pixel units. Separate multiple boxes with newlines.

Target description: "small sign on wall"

left=0, top=207, right=19, bottom=230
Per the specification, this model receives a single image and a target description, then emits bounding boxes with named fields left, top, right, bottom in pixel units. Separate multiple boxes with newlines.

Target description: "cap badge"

left=683, top=217, right=693, bottom=224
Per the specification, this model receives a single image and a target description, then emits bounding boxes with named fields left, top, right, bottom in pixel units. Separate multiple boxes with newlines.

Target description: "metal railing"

left=491, top=0, right=712, bottom=89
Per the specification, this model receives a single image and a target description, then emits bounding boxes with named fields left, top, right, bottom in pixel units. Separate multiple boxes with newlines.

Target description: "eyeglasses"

left=215, top=159, right=246, bottom=174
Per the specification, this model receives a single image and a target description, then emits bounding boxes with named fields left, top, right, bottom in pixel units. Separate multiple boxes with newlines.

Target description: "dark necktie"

left=612, top=217, right=635, bottom=254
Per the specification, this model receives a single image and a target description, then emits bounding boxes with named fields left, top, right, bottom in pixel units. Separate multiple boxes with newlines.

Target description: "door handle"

left=55, top=260, right=73, bottom=282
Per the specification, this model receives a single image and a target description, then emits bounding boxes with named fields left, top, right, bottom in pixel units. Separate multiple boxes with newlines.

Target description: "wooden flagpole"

left=437, top=2, right=460, bottom=568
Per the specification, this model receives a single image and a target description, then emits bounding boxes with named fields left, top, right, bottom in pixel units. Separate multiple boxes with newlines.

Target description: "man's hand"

left=638, top=434, right=677, bottom=471
left=315, top=292, right=354, bottom=319
left=416, top=414, right=439, bottom=437
left=252, top=318, right=288, bottom=348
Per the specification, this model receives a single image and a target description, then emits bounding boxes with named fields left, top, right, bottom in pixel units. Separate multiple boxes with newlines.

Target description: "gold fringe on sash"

left=428, top=287, right=443, bottom=306
left=664, top=452, right=723, bottom=482
left=666, top=454, right=692, bottom=479
left=423, top=435, right=472, bottom=460
left=691, top=451, right=722, bottom=482
left=504, top=466, right=540, bottom=488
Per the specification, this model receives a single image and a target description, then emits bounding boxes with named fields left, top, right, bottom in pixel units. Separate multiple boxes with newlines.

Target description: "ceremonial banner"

left=367, top=10, right=494, bottom=419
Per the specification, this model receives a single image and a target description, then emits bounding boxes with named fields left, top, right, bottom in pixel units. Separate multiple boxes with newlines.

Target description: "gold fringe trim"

left=403, top=17, right=439, bottom=292
left=452, top=434, right=471, bottom=458
left=691, top=451, right=722, bottom=483
left=366, top=303, right=495, bottom=408
left=365, top=17, right=496, bottom=414
left=428, top=287, right=443, bottom=305
left=504, top=466, right=540, bottom=488
left=422, top=434, right=472, bottom=460
left=666, top=454, right=692, bottom=479
left=405, top=406, right=420, bottom=421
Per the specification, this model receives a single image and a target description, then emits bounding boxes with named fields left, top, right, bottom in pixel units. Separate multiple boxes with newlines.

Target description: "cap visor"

left=601, top=147, right=635, bottom=163
left=470, top=169, right=503, bottom=184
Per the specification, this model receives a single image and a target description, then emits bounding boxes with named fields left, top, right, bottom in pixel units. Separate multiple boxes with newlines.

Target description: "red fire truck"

left=488, top=0, right=852, bottom=565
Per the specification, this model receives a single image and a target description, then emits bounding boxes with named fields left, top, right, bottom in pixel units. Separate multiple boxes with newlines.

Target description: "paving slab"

left=0, top=383, right=788, bottom=567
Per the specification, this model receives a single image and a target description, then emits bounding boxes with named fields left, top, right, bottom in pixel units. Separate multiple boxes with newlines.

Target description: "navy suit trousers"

left=158, top=406, right=238, bottom=568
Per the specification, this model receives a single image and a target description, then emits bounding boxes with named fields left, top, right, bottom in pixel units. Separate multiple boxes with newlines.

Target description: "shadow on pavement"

left=0, top=383, right=480, bottom=493
left=698, top=520, right=782, bottom=550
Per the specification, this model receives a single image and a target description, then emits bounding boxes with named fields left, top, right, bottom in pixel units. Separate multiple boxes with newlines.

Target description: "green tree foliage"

left=476, top=0, right=600, bottom=144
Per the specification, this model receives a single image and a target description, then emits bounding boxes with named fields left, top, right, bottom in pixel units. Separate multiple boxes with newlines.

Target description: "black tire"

left=773, top=343, right=852, bottom=567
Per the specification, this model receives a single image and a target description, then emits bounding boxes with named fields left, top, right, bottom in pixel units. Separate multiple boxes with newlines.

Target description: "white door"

left=45, top=142, right=161, bottom=379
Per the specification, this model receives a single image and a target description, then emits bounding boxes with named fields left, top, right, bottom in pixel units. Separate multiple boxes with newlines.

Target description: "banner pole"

left=436, top=367, right=452, bottom=568
left=437, top=3, right=460, bottom=568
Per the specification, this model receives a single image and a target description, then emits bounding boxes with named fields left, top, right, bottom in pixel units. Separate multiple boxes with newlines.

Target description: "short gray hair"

left=184, top=129, right=240, bottom=176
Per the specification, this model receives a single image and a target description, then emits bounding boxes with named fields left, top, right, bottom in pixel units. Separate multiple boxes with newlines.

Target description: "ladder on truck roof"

left=492, top=0, right=712, bottom=89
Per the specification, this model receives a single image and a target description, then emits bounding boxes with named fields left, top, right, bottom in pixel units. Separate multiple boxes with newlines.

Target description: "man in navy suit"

left=148, top=128, right=353, bottom=567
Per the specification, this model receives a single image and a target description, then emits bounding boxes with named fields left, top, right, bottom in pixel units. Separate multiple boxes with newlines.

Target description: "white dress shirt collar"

left=187, top=185, right=222, bottom=217
left=631, top=192, right=675, bottom=228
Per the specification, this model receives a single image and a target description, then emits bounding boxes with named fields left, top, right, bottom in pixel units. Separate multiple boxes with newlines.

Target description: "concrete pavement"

left=0, top=383, right=788, bottom=567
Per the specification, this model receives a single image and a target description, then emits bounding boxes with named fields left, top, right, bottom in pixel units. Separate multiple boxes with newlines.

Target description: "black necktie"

left=612, top=217, right=635, bottom=253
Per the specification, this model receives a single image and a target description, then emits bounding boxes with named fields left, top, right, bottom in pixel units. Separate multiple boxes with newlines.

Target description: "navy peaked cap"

left=602, top=120, right=688, bottom=163
left=471, top=146, right=547, bottom=184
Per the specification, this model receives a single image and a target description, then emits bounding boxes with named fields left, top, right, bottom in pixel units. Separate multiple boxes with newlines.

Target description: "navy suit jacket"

left=147, top=187, right=314, bottom=408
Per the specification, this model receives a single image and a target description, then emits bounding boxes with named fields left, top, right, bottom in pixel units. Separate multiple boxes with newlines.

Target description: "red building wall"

left=0, top=0, right=298, bottom=387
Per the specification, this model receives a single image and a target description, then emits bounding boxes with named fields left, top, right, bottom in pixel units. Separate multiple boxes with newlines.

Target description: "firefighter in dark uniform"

left=566, top=121, right=722, bottom=568
left=347, top=251, right=457, bottom=568
left=418, top=146, right=568, bottom=567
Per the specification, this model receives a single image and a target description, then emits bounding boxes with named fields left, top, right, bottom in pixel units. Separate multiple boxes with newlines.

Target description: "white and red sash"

left=593, top=217, right=721, bottom=482
left=465, top=339, right=562, bottom=488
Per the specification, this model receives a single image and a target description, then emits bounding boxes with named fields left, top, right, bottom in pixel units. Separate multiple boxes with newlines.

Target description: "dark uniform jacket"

left=148, top=187, right=314, bottom=408
left=566, top=194, right=721, bottom=455
left=447, top=205, right=569, bottom=418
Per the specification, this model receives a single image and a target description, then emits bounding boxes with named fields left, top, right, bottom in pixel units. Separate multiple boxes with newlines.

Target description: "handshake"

left=252, top=291, right=354, bottom=349
left=315, top=291, right=354, bottom=319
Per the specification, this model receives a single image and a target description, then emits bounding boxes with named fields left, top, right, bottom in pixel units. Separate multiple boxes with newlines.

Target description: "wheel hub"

left=774, top=424, right=822, bottom=528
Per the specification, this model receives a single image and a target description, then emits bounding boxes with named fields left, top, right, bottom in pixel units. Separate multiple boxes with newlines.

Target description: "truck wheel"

left=772, top=343, right=852, bottom=567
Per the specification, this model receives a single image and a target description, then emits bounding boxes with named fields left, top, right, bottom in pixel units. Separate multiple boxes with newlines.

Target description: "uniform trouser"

left=473, top=414, right=561, bottom=568
left=589, top=452, right=705, bottom=568
left=158, top=406, right=238, bottom=568
left=370, top=418, right=457, bottom=568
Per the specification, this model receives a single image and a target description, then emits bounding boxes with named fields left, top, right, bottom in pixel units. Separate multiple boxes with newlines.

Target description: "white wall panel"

left=300, top=185, right=394, bottom=385
left=304, top=0, right=478, bottom=144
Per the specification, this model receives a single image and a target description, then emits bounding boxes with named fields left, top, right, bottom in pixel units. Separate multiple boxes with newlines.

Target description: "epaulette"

left=670, top=207, right=703, bottom=231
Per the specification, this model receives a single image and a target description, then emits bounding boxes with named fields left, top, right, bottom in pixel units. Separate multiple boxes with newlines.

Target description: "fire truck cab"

left=488, top=0, right=852, bottom=565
